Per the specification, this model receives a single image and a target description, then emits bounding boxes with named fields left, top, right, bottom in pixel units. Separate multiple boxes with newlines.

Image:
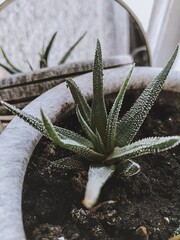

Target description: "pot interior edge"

left=57, top=89, right=180, bottom=123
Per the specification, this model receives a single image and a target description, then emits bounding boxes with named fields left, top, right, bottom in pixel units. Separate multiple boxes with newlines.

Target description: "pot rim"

left=0, top=66, right=180, bottom=240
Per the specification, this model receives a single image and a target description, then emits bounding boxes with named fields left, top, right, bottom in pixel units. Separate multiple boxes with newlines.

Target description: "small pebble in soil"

left=164, top=217, right=170, bottom=224
left=136, top=226, right=148, bottom=239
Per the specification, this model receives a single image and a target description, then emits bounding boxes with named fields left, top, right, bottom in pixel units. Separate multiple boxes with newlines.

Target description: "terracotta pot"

left=0, top=65, right=180, bottom=240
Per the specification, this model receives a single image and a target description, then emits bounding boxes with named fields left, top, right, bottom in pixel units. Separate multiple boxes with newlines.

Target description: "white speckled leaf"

left=0, top=100, right=94, bottom=149
left=116, top=46, right=179, bottom=147
left=106, top=64, right=134, bottom=152
left=91, top=40, right=107, bottom=140
left=106, top=136, right=180, bottom=164
left=41, top=109, right=105, bottom=161
left=67, top=78, right=91, bottom=124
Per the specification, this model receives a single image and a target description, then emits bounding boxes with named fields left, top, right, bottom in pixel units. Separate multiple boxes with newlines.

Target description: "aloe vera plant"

left=0, top=31, right=86, bottom=73
left=1, top=40, right=180, bottom=209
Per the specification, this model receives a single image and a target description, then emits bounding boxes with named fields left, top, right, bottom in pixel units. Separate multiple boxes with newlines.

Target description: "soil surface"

left=23, top=91, right=180, bottom=240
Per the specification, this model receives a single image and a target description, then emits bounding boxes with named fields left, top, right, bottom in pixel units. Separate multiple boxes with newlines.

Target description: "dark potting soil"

left=23, top=91, right=180, bottom=240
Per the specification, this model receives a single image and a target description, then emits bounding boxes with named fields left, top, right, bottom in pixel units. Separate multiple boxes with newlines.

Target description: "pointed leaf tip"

left=96, top=39, right=101, bottom=46
left=59, top=32, right=87, bottom=64
left=67, top=78, right=91, bottom=123
left=116, top=45, right=179, bottom=147
left=91, top=39, right=107, bottom=139
left=118, top=160, right=140, bottom=177
left=106, top=64, right=134, bottom=152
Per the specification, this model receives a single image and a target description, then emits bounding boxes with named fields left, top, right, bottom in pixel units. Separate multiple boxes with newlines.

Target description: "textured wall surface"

left=0, top=0, right=129, bottom=72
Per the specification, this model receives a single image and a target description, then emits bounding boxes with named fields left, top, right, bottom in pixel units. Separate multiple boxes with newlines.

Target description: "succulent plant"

left=0, top=31, right=86, bottom=73
left=1, top=40, right=180, bottom=209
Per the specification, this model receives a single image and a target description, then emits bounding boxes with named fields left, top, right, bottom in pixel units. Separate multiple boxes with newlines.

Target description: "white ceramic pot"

left=0, top=66, right=180, bottom=240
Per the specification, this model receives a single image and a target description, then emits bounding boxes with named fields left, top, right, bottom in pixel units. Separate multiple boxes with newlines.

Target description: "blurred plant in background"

left=0, top=31, right=86, bottom=74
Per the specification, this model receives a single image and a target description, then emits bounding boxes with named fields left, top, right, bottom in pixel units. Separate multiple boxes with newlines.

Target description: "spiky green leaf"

left=39, top=57, right=46, bottom=68
left=76, top=105, right=106, bottom=153
left=1, top=47, right=22, bottom=73
left=106, top=64, right=134, bottom=152
left=43, top=32, right=57, bottom=67
left=59, top=31, right=87, bottom=64
left=26, top=60, right=34, bottom=71
left=47, top=154, right=89, bottom=171
left=95, top=129, right=106, bottom=153
left=0, top=100, right=94, bottom=149
left=91, top=39, right=107, bottom=140
left=39, top=32, right=57, bottom=68
left=106, top=136, right=180, bottom=164
left=76, top=105, right=96, bottom=142
left=116, top=45, right=179, bottom=147
left=0, top=100, right=47, bottom=135
left=75, top=105, right=105, bottom=153
left=41, top=109, right=105, bottom=161
left=55, top=125, right=94, bottom=149
left=67, top=78, right=91, bottom=124
left=117, top=159, right=140, bottom=177
left=0, top=63, right=16, bottom=74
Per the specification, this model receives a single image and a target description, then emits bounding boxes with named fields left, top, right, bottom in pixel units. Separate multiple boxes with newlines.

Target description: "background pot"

left=0, top=0, right=151, bottom=126
left=0, top=66, right=180, bottom=240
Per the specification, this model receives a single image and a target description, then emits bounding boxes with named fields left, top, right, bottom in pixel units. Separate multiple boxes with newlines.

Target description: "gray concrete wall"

left=0, top=0, right=129, bottom=73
